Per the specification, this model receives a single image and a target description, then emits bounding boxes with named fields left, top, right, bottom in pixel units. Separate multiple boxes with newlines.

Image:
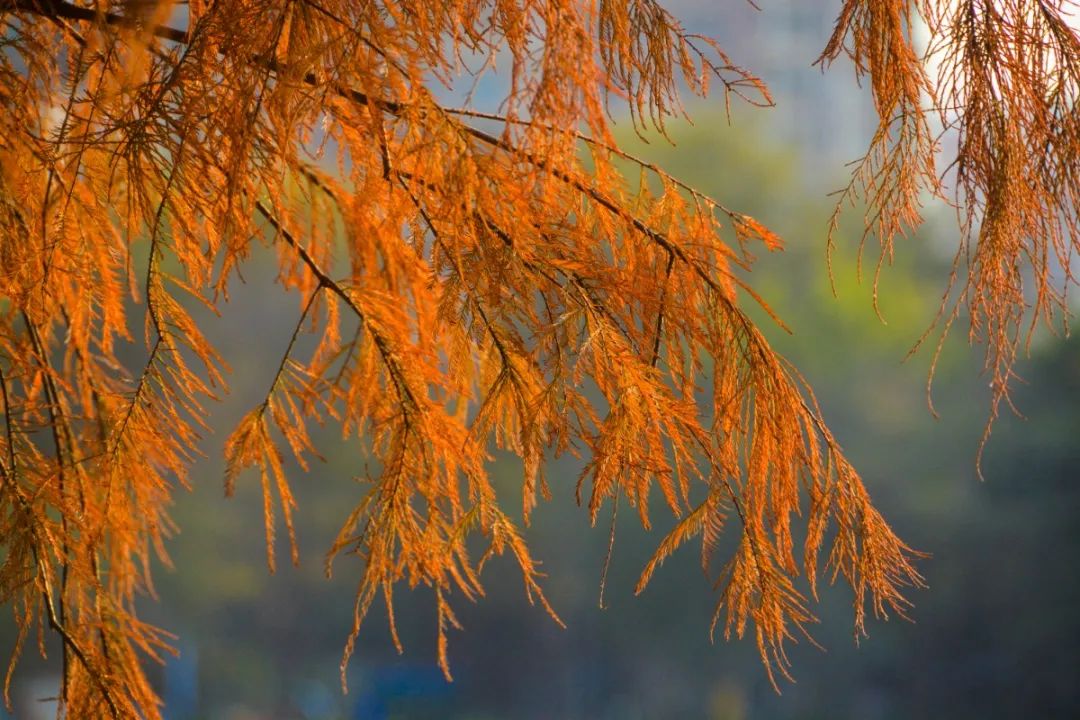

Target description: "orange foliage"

left=0, top=1, right=1072, bottom=717
left=819, top=0, right=1080, bottom=469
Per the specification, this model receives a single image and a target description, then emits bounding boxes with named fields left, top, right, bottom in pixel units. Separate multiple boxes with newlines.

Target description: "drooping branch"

left=0, top=3, right=936, bottom=714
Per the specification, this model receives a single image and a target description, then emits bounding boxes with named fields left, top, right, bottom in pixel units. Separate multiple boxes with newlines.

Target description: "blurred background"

left=4, top=1, right=1079, bottom=718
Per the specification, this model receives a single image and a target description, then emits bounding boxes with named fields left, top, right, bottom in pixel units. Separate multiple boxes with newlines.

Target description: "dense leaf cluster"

left=0, top=2, right=1074, bottom=717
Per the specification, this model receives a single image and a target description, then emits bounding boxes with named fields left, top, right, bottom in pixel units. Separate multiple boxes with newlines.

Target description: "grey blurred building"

left=669, top=0, right=876, bottom=159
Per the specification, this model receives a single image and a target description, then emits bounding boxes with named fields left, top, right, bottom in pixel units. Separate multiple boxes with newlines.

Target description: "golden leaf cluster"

left=0, top=1, right=1071, bottom=717
left=819, top=0, right=1080, bottom=466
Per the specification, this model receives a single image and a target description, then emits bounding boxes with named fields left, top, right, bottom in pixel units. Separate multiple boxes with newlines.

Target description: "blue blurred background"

left=4, top=2, right=1079, bottom=718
